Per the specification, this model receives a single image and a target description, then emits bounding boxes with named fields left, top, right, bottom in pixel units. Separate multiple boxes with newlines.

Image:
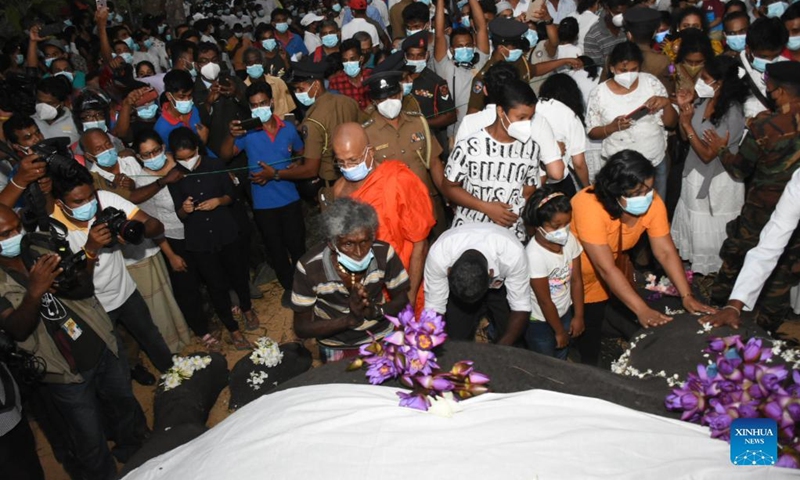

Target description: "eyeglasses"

left=138, top=145, right=164, bottom=160
left=334, top=146, right=370, bottom=169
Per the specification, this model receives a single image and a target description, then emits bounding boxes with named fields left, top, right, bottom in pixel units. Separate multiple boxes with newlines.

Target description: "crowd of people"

left=1, top=0, right=800, bottom=477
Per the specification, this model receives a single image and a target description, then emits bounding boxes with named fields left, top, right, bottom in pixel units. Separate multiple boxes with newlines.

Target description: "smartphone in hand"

left=626, top=106, right=649, bottom=121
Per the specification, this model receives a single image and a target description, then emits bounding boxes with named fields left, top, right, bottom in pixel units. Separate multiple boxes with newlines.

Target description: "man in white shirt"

left=424, top=223, right=532, bottom=346
left=301, top=13, right=325, bottom=54
left=342, top=0, right=382, bottom=48
left=50, top=164, right=174, bottom=374
left=546, top=0, right=577, bottom=24
left=702, top=167, right=800, bottom=333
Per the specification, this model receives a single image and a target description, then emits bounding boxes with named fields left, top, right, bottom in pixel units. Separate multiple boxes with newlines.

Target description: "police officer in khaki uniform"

left=363, top=70, right=448, bottom=238
left=284, top=57, right=365, bottom=187
left=363, top=51, right=423, bottom=115
left=467, top=17, right=581, bottom=114
left=623, top=8, right=672, bottom=94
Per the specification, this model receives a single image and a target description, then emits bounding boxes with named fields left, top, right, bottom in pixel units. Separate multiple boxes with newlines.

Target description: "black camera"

left=21, top=220, right=92, bottom=299
left=95, top=207, right=145, bottom=245
left=30, top=137, right=81, bottom=179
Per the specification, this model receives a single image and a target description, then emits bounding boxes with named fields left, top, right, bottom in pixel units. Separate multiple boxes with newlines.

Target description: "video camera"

left=21, top=219, right=93, bottom=300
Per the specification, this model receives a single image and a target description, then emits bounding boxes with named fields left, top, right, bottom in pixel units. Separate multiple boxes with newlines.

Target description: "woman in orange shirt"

left=570, top=150, right=716, bottom=366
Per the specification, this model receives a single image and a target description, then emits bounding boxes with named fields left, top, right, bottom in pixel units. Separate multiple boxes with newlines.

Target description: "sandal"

left=201, top=333, right=222, bottom=353
left=230, top=332, right=252, bottom=351
left=243, top=309, right=261, bottom=331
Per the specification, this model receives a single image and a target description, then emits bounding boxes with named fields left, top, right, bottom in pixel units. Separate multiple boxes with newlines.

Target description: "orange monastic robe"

left=351, top=160, right=435, bottom=312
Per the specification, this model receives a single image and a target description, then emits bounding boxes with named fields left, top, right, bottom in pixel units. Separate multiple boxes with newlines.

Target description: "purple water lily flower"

left=415, top=374, right=455, bottom=392
left=366, top=357, right=397, bottom=385
left=383, top=331, right=406, bottom=346
left=397, top=390, right=430, bottom=411
left=777, top=454, right=800, bottom=469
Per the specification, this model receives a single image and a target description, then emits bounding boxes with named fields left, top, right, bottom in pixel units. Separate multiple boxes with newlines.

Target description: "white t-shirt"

left=424, top=222, right=532, bottom=314
left=556, top=44, right=582, bottom=59
left=341, top=18, right=380, bottom=48
left=534, top=98, right=586, bottom=170
left=53, top=190, right=139, bottom=311
left=455, top=104, right=562, bottom=165
left=304, top=32, right=322, bottom=56
left=567, top=10, right=600, bottom=52
left=446, top=129, right=540, bottom=241
left=89, top=157, right=161, bottom=265
left=526, top=233, right=583, bottom=320
left=586, top=72, right=671, bottom=166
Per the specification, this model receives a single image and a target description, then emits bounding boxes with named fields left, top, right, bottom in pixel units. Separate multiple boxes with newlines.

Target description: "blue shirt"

left=154, top=104, right=203, bottom=150
left=281, top=33, right=309, bottom=58
left=234, top=119, right=304, bottom=209
left=343, top=6, right=386, bottom=30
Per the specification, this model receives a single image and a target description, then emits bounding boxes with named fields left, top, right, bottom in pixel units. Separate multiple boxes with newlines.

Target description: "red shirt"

left=327, top=69, right=373, bottom=110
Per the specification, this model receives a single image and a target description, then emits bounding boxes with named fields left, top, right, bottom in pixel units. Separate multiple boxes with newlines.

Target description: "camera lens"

left=119, top=220, right=145, bottom=245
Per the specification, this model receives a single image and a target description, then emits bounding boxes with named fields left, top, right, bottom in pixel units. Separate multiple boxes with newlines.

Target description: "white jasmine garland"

left=250, top=337, right=283, bottom=367
left=161, top=355, right=213, bottom=391
left=247, top=371, right=270, bottom=391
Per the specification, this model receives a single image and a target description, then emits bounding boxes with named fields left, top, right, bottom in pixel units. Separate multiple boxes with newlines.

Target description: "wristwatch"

left=273, top=170, right=280, bottom=181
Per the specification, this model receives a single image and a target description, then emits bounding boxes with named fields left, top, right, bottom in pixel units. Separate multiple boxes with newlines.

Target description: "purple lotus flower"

left=404, top=348, right=436, bottom=376
left=737, top=402, right=759, bottom=418
left=777, top=454, right=800, bottom=469
left=397, top=391, right=431, bottom=411
left=415, top=374, right=455, bottom=392
left=366, top=357, right=397, bottom=385
left=743, top=337, right=764, bottom=363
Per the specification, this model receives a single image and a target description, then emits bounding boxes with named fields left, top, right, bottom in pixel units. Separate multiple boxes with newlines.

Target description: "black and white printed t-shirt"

left=445, top=128, right=540, bottom=241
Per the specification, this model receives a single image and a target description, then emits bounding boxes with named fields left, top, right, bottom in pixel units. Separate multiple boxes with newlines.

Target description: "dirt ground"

left=33, top=280, right=307, bottom=480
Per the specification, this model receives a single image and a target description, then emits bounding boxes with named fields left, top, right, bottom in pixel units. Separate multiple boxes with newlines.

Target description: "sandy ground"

left=33, top=280, right=307, bottom=480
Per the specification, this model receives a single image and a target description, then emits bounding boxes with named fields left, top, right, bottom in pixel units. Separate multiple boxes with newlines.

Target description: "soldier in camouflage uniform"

left=706, top=61, right=800, bottom=332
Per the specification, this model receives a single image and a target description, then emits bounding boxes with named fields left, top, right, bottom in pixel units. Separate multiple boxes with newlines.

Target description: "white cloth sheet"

left=123, top=384, right=799, bottom=480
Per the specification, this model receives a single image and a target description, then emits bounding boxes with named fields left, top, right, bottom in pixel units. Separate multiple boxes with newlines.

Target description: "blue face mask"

left=67, top=198, right=98, bottom=221
left=137, top=103, right=158, bottom=119
left=402, top=82, right=413, bottom=96
left=417, top=0, right=431, bottom=5
left=343, top=61, right=361, bottom=77
left=296, top=83, right=316, bottom=106
left=172, top=96, right=194, bottom=114
left=621, top=190, right=654, bottom=216
left=246, top=64, right=265, bottom=78
left=55, top=71, right=74, bottom=83
left=44, top=57, right=56, bottom=68
left=332, top=4, right=342, bottom=12
left=726, top=34, right=746, bottom=52
left=406, top=28, right=423, bottom=37
left=144, top=38, right=154, bottom=49
left=15, top=53, right=24, bottom=65
left=187, top=65, right=197, bottom=79
left=0, top=232, right=23, bottom=258
left=275, top=22, right=289, bottom=33
left=767, top=1, right=788, bottom=17
left=322, top=33, right=339, bottom=47
left=93, top=147, right=118, bottom=167
left=788, top=36, right=800, bottom=51
left=251, top=105, right=273, bottom=123
left=118, top=52, right=134, bottom=64
left=462, top=17, right=471, bottom=28
left=524, top=29, right=539, bottom=48
left=340, top=151, right=372, bottom=181
left=262, top=38, right=277, bottom=51
left=457, top=0, right=468, bottom=8
left=453, top=47, right=474, bottom=63
left=336, top=246, right=374, bottom=272
left=158, top=24, right=166, bottom=34
left=505, top=48, right=523, bottom=62
left=83, top=120, right=107, bottom=132
left=144, top=152, right=167, bottom=170
left=751, top=56, right=773, bottom=73
left=406, top=58, right=426, bottom=73
left=166, top=34, right=173, bottom=41
left=123, top=37, right=135, bottom=49
left=654, top=30, right=669, bottom=44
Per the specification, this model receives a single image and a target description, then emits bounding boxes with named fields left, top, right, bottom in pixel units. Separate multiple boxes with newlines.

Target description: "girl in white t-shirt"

left=521, top=187, right=584, bottom=360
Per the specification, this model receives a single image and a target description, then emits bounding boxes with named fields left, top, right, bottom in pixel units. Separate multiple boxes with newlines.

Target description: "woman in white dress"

left=670, top=55, right=748, bottom=275
left=569, top=55, right=603, bottom=183
left=585, top=41, right=678, bottom=198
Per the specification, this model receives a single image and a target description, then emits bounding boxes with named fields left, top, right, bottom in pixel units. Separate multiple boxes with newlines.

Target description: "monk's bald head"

left=332, top=122, right=369, bottom=162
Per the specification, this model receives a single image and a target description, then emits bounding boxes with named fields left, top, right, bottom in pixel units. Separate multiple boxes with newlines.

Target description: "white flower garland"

left=250, top=337, right=284, bottom=368
left=611, top=332, right=684, bottom=387
left=247, top=371, right=270, bottom=391
left=161, top=355, right=213, bottom=391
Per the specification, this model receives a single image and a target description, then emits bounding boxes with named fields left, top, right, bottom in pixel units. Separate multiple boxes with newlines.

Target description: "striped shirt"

left=291, top=241, right=410, bottom=347
left=583, top=19, right=626, bottom=70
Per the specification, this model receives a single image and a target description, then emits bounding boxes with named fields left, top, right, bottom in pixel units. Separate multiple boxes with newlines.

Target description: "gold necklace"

left=337, top=263, right=361, bottom=288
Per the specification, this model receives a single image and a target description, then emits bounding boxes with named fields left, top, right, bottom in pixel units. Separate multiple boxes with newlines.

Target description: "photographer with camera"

left=0, top=203, right=144, bottom=480
left=84, top=128, right=191, bottom=376
left=50, top=163, right=174, bottom=378
left=0, top=116, right=52, bottom=211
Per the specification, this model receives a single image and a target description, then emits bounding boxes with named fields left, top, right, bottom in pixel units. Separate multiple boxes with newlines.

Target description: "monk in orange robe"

left=330, top=123, right=435, bottom=312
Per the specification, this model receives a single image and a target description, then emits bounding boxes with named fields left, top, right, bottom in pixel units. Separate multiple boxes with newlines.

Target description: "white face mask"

left=200, top=62, right=220, bottom=81
left=501, top=111, right=531, bottom=142
left=178, top=153, right=200, bottom=171
left=614, top=71, right=639, bottom=89
left=377, top=98, right=402, bottom=119
left=694, top=78, right=716, bottom=99
left=612, top=13, right=624, bottom=27
left=35, top=103, right=59, bottom=121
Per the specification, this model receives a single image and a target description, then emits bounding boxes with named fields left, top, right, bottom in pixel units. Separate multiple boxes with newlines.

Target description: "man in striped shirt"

left=291, top=198, right=410, bottom=363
